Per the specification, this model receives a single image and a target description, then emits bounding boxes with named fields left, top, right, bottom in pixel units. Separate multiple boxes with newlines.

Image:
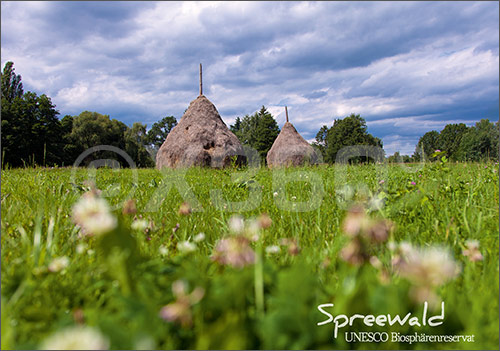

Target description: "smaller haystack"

left=156, top=64, right=245, bottom=169
left=266, top=106, right=318, bottom=167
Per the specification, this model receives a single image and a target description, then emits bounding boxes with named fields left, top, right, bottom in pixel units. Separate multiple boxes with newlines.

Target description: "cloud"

left=1, top=1, right=498, bottom=155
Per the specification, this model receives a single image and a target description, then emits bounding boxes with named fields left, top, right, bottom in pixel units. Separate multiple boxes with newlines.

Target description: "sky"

left=1, top=1, right=498, bottom=155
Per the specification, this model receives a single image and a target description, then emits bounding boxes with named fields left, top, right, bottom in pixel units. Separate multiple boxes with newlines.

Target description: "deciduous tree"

left=324, top=114, right=383, bottom=163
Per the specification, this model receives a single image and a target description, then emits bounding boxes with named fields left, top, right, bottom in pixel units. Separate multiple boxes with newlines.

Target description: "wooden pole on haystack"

left=285, top=106, right=289, bottom=123
left=199, top=63, right=203, bottom=96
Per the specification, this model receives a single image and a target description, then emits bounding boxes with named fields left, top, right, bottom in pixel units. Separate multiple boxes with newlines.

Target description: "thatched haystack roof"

left=156, top=94, right=245, bottom=169
left=266, top=107, right=318, bottom=167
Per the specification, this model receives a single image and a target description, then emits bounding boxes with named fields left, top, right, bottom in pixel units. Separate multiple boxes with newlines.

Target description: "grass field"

left=1, top=161, right=499, bottom=349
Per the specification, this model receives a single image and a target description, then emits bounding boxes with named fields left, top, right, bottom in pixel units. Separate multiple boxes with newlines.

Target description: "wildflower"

left=340, top=239, right=365, bottom=265
left=159, top=280, right=204, bottom=327
left=392, top=243, right=459, bottom=307
left=393, top=244, right=459, bottom=288
left=212, top=236, right=255, bottom=268
left=159, top=245, right=169, bottom=256
left=227, top=215, right=263, bottom=241
left=410, top=181, right=416, bottom=185
left=435, top=149, right=441, bottom=153
left=48, top=256, right=69, bottom=273
left=76, top=243, right=87, bottom=254
left=265, top=245, right=280, bottom=254
left=258, top=213, right=272, bottom=229
left=291, top=196, right=297, bottom=201
left=131, top=219, right=149, bottom=231
left=280, top=238, right=300, bottom=256
left=462, top=240, right=483, bottom=262
left=368, top=196, right=384, bottom=211
left=242, top=219, right=259, bottom=242
left=369, top=256, right=383, bottom=270
left=344, top=206, right=392, bottom=242
left=122, top=199, right=137, bottom=215
left=378, top=180, right=385, bottom=185
left=228, top=215, right=245, bottom=234
left=72, top=192, right=117, bottom=236
left=342, top=205, right=367, bottom=237
left=40, top=326, right=109, bottom=350
left=340, top=205, right=393, bottom=265
left=172, top=223, right=180, bottom=233
left=193, top=232, right=205, bottom=242
left=178, top=202, right=192, bottom=216
left=398, top=241, right=414, bottom=255
left=177, top=241, right=196, bottom=253
left=366, top=219, right=392, bottom=243
left=288, top=241, right=300, bottom=256
left=273, top=191, right=279, bottom=197
left=387, top=241, right=397, bottom=252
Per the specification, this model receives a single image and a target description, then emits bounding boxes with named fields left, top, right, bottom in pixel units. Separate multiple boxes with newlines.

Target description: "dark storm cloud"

left=1, top=1, right=498, bottom=155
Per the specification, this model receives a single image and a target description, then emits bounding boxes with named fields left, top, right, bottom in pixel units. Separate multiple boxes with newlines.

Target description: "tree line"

left=409, top=121, right=499, bottom=162
left=1, top=61, right=497, bottom=168
left=1, top=61, right=177, bottom=168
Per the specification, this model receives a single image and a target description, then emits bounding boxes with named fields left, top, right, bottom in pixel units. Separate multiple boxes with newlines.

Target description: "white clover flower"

left=76, top=243, right=87, bottom=254
left=246, top=219, right=261, bottom=241
left=229, top=216, right=263, bottom=241
left=159, top=280, right=205, bottom=327
left=273, top=192, right=279, bottom=197
left=177, top=241, right=196, bottom=253
left=368, top=196, right=384, bottom=211
left=178, top=202, right=192, bottom=216
left=395, top=246, right=460, bottom=288
left=193, top=232, right=206, bottom=242
left=462, top=240, right=483, bottom=262
left=48, top=256, right=69, bottom=273
left=211, top=236, right=255, bottom=268
left=159, top=245, right=169, bottom=256
left=369, top=256, right=383, bottom=269
left=228, top=215, right=245, bottom=234
left=131, top=219, right=149, bottom=231
left=72, top=194, right=117, bottom=236
left=398, top=242, right=415, bottom=256
left=40, top=326, right=109, bottom=350
left=258, top=213, right=272, bottom=229
left=387, top=241, right=397, bottom=252
left=265, top=245, right=280, bottom=254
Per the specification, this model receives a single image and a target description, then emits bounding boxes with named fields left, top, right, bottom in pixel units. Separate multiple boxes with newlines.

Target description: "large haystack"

left=156, top=94, right=245, bottom=169
left=156, top=64, right=245, bottom=169
left=266, top=107, right=318, bottom=167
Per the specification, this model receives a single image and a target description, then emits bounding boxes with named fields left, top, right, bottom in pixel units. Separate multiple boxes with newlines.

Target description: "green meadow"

left=1, top=161, right=498, bottom=349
